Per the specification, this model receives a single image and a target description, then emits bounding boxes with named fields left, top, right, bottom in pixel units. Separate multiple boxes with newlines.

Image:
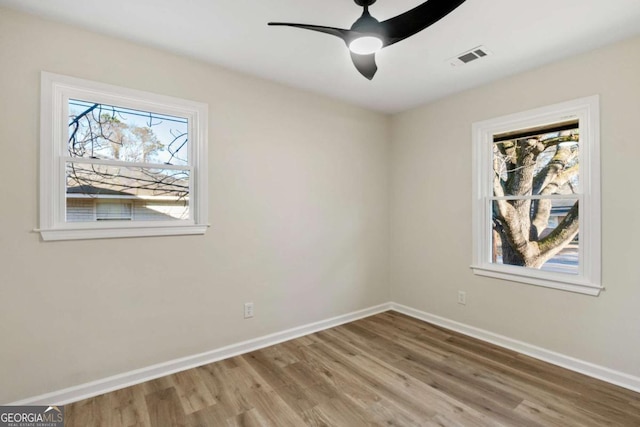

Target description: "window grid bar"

left=63, top=156, right=192, bottom=171
left=489, top=194, right=580, bottom=201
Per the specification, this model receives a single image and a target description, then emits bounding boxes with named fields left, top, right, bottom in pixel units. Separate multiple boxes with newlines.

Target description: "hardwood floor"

left=65, top=311, right=640, bottom=426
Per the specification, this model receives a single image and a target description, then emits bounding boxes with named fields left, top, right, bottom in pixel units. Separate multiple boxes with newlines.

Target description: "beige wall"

left=2, top=4, right=639, bottom=405
left=390, top=35, right=640, bottom=377
left=0, top=8, right=390, bottom=403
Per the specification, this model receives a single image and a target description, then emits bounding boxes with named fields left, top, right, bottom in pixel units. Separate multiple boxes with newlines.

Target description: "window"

left=39, top=72, right=208, bottom=240
left=96, top=201, right=133, bottom=221
left=471, top=96, right=601, bottom=295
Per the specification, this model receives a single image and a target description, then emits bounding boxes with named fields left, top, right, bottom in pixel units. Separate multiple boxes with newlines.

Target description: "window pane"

left=96, top=200, right=132, bottom=221
left=68, top=99, right=189, bottom=166
left=493, top=127, right=579, bottom=197
left=492, top=198, right=578, bottom=274
left=66, top=162, right=189, bottom=222
left=67, top=198, right=95, bottom=223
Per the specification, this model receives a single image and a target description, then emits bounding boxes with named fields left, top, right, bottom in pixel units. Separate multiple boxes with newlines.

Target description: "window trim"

left=39, top=72, right=209, bottom=241
left=471, top=96, right=602, bottom=296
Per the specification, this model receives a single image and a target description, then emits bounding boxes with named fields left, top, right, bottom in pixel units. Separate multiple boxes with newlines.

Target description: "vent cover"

left=449, top=46, right=491, bottom=66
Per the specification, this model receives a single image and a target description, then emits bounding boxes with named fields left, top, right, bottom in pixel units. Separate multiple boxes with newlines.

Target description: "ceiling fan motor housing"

left=351, top=11, right=380, bottom=33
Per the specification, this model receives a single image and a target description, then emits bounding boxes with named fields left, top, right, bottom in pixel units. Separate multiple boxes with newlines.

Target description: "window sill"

left=470, top=264, right=603, bottom=296
left=37, top=224, right=209, bottom=241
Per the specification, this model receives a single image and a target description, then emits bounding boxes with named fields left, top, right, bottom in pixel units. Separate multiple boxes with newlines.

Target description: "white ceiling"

left=2, top=0, right=640, bottom=113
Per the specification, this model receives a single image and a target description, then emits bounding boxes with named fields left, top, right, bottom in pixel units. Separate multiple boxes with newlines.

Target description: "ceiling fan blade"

left=269, top=1, right=466, bottom=80
left=268, top=22, right=350, bottom=41
left=350, top=52, right=378, bottom=80
left=379, top=0, right=467, bottom=47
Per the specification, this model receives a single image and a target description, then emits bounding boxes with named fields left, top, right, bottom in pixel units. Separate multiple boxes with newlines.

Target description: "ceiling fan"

left=268, top=0, right=468, bottom=80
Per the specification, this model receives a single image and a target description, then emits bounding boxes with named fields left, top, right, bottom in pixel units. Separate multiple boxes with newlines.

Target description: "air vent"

left=449, top=46, right=491, bottom=66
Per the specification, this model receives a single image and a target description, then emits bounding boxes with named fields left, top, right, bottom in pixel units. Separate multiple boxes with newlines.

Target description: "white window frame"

left=471, top=96, right=602, bottom=296
left=39, top=72, right=209, bottom=241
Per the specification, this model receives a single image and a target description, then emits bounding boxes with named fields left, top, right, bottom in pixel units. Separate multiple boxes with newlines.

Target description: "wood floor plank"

left=291, top=346, right=386, bottom=411
left=301, top=397, right=379, bottom=427
left=369, top=315, right=584, bottom=403
left=66, top=394, right=113, bottom=427
left=365, top=399, right=434, bottom=427
left=195, top=359, right=262, bottom=418
left=144, top=387, right=187, bottom=427
left=242, top=388, right=308, bottom=426
left=170, top=369, right=217, bottom=415
left=258, top=344, right=300, bottom=368
left=356, top=316, right=462, bottom=361
left=64, top=311, right=640, bottom=426
left=140, top=375, right=175, bottom=396
left=514, top=399, right=602, bottom=427
left=65, top=396, right=93, bottom=427
left=241, top=350, right=292, bottom=390
left=297, top=342, right=417, bottom=413
left=225, top=408, right=271, bottom=427
left=110, top=386, right=152, bottom=427
left=328, top=322, right=526, bottom=409
left=307, top=336, right=498, bottom=426
left=277, top=356, right=419, bottom=426
left=185, top=403, right=229, bottom=427
left=275, top=383, right=323, bottom=414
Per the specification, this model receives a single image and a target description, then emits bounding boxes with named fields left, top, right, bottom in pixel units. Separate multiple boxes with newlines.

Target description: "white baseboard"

left=10, top=300, right=640, bottom=405
left=390, top=302, right=640, bottom=394
left=9, top=303, right=392, bottom=406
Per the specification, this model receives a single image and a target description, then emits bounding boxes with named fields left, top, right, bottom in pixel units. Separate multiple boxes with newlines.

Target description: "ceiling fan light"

left=349, top=36, right=383, bottom=55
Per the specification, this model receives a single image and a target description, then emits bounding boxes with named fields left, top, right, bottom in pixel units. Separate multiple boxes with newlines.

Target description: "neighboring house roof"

left=67, top=185, right=133, bottom=196
left=66, top=185, right=189, bottom=202
left=66, top=166, right=189, bottom=199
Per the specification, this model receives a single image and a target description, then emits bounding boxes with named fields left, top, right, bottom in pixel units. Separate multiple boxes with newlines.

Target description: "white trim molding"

left=471, top=95, right=602, bottom=295
left=9, top=301, right=640, bottom=405
left=39, top=71, right=209, bottom=241
left=390, top=302, right=640, bottom=393
left=8, top=303, right=392, bottom=406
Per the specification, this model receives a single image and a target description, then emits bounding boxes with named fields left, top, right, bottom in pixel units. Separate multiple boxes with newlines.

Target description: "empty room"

left=1, top=0, right=639, bottom=425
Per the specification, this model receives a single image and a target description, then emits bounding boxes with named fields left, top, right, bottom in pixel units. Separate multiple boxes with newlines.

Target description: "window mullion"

left=489, top=194, right=581, bottom=201
left=63, top=157, right=191, bottom=171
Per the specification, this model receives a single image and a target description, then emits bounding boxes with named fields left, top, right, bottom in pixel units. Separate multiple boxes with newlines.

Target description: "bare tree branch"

left=67, top=102, right=190, bottom=200
left=491, top=128, right=580, bottom=268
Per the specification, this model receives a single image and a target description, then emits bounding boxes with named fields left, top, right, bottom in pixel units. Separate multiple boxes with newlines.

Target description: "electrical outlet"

left=244, top=302, right=254, bottom=319
left=457, top=291, right=466, bottom=305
